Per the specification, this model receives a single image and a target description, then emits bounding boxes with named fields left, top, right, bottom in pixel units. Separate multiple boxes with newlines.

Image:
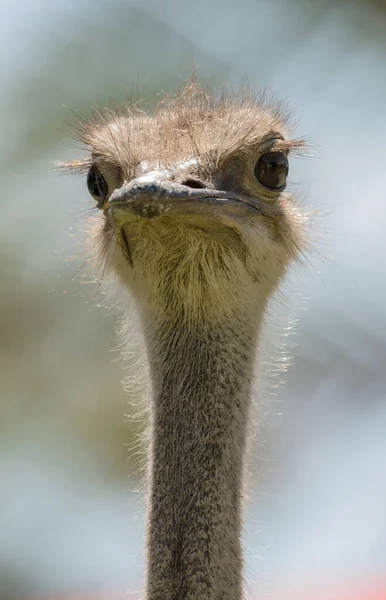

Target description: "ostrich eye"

left=87, top=166, right=109, bottom=203
left=254, top=151, right=289, bottom=190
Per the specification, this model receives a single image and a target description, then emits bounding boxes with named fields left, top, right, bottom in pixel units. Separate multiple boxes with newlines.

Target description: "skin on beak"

left=107, top=180, right=264, bottom=218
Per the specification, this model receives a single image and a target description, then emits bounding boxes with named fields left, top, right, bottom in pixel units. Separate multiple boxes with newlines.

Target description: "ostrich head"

left=67, top=82, right=306, bottom=324
left=64, top=81, right=308, bottom=600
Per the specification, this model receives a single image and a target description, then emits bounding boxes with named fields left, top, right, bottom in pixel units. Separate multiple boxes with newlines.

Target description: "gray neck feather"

left=143, top=310, right=260, bottom=600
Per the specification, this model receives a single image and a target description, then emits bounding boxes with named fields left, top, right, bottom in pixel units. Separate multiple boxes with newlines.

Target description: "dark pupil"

left=87, top=167, right=108, bottom=200
left=255, top=151, right=289, bottom=189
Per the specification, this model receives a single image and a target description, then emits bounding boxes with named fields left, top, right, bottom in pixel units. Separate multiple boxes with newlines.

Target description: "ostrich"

left=64, top=81, right=307, bottom=600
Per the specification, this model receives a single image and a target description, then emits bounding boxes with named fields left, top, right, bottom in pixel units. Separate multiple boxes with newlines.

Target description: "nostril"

left=181, top=179, right=205, bottom=189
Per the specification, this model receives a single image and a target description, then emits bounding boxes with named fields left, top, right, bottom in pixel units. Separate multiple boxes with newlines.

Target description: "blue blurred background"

left=1, top=0, right=386, bottom=598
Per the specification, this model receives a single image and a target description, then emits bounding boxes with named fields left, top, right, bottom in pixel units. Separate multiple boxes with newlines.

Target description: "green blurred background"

left=1, top=0, right=386, bottom=598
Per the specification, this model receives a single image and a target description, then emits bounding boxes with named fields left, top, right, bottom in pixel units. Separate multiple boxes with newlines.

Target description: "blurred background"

left=1, top=0, right=386, bottom=598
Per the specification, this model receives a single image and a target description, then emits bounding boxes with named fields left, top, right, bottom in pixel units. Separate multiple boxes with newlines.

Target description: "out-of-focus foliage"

left=1, top=0, right=386, bottom=598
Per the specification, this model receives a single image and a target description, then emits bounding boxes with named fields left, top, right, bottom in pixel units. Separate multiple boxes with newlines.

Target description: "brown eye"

left=87, top=166, right=109, bottom=204
left=254, top=151, right=289, bottom=190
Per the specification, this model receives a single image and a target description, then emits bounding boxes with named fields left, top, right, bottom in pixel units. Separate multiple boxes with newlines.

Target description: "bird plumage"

left=64, top=80, right=309, bottom=600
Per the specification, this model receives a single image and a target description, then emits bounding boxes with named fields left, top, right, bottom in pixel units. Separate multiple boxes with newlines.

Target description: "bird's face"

left=67, top=85, right=307, bottom=320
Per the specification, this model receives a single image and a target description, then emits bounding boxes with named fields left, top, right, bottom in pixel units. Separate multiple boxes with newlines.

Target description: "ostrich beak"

left=108, top=180, right=263, bottom=218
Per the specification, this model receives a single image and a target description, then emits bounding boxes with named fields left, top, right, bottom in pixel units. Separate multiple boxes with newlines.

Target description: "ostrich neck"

left=143, top=308, right=260, bottom=600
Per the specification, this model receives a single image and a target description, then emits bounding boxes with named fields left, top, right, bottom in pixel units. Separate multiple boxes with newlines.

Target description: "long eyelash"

left=276, top=137, right=311, bottom=157
left=54, top=158, right=91, bottom=174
